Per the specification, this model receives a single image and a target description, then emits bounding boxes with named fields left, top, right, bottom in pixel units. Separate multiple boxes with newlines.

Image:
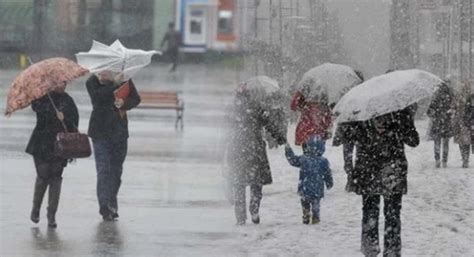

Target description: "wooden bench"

left=137, top=90, right=184, bottom=130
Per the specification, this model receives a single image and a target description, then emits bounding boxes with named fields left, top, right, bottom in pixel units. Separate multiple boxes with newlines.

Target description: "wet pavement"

left=0, top=64, right=248, bottom=256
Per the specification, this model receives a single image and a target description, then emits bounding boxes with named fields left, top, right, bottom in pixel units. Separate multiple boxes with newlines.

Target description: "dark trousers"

left=301, top=197, right=321, bottom=219
left=167, top=47, right=179, bottom=71
left=92, top=139, right=128, bottom=216
left=434, top=137, right=449, bottom=162
left=234, top=184, right=263, bottom=222
left=459, top=144, right=470, bottom=163
left=343, top=143, right=355, bottom=172
left=361, top=194, right=402, bottom=257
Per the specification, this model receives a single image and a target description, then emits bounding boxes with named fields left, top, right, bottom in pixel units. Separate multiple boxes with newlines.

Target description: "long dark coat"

left=344, top=108, right=419, bottom=196
left=427, top=84, right=453, bottom=139
left=470, top=94, right=474, bottom=144
left=452, top=88, right=472, bottom=145
left=86, top=75, right=141, bottom=141
left=26, top=92, right=79, bottom=161
left=227, top=95, right=287, bottom=186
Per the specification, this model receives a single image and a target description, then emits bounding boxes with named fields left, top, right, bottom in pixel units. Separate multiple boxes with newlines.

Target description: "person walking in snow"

left=427, top=81, right=454, bottom=168
left=344, top=104, right=419, bottom=257
left=470, top=92, right=474, bottom=153
left=226, top=87, right=287, bottom=225
left=285, top=136, right=333, bottom=224
left=452, top=81, right=472, bottom=168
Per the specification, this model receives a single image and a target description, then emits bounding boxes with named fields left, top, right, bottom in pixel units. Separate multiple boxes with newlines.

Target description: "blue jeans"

left=301, top=197, right=321, bottom=219
left=92, top=139, right=128, bottom=216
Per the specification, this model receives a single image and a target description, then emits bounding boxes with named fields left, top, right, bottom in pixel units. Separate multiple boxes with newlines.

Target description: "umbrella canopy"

left=5, top=57, right=88, bottom=116
left=297, top=63, right=362, bottom=104
left=333, top=69, right=443, bottom=123
left=237, top=76, right=280, bottom=105
left=75, top=40, right=160, bottom=80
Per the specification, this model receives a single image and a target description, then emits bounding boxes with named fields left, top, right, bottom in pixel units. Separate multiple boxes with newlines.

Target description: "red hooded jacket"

left=291, top=91, right=332, bottom=145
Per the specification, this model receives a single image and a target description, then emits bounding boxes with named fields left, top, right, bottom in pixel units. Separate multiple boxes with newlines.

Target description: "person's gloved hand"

left=277, top=134, right=287, bottom=145
left=325, top=130, right=333, bottom=139
left=344, top=163, right=353, bottom=174
left=326, top=181, right=333, bottom=190
left=115, top=98, right=124, bottom=109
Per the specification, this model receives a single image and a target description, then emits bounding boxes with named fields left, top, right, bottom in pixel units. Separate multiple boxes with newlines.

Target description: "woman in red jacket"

left=291, top=91, right=332, bottom=147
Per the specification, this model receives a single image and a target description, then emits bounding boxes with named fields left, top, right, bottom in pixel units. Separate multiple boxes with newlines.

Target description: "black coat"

left=227, top=95, right=287, bottom=186
left=470, top=94, right=474, bottom=143
left=427, top=84, right=453, bottom=138
left=333, top=122, right=358, bottom=147
left=26, top=92, right=79, bottom=161
left=86, top=75, right=141, bottom=141
left=345, top=108, right=419, bottom=196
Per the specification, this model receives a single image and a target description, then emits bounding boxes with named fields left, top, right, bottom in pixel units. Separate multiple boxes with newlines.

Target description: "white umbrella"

left=298, top=63, right=362, bottom=104
left=75, top=40, right=160, bottom=79
left=333, top=69, right=443, bottom=123
left=238, top=76, right=280, bottom=104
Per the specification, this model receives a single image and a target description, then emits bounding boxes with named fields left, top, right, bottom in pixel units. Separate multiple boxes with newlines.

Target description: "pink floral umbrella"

left=4, top=57, right=88, bottom=116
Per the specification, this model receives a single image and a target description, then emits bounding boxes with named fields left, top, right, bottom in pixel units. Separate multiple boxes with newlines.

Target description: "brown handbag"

left=47, top=93, right=92, bottom=159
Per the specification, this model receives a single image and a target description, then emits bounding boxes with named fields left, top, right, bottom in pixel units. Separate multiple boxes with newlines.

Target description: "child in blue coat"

left=285, top=136, right=333, bottom=224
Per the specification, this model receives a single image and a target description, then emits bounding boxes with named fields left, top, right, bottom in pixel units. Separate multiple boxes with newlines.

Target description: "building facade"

left=176, top=0, right=238, bottom=53
left=0, top=0, right=169, bottom=57
left=407, top=0, right=473, bottom=81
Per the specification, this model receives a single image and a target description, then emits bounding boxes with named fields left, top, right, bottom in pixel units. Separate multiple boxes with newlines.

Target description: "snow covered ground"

left=238, top=120, right=474, bottom=257
left=1, top=65, right=473, bottom=256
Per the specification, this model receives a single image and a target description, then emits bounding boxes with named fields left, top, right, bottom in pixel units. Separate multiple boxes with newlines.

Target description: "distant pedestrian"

left=427, top=81, right=454, bottom=168
left=285, top=136, right=333, bottom=224
left=470, top=92, right=474, bottom=152
left=161, top=22, right=182, bottom=72
left=452, top=81, right=472, bottom=168
left=27, top=85, right=79, bottom=228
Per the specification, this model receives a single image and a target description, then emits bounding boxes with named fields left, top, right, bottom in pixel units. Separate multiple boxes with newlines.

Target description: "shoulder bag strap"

left=47, top=92, right=68, bottom=133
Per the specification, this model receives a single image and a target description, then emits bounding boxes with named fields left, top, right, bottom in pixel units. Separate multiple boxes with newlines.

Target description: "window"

left=191, top=21, right=202, bottom=34
left=218, top=10, right=233, bottom=35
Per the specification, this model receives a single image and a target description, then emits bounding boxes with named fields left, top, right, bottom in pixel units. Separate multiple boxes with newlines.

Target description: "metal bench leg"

left=178, top=110, right=184, bottom=130
left=175, top=109, right=184, bottom=131
left=175, top=110, right=179, bottom=130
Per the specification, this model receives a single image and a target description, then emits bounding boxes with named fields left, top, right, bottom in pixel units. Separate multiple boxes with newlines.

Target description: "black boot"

left=302, top=209, right=311, bottom=224
left=251, top=213, right=260, bottom=224
left=31, top=177, right=48, bottom=224
left=47, top=178, right=62, bottom=228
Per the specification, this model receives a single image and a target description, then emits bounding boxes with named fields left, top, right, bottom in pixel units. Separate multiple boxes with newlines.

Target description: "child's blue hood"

left=305, top=136, right=326, bottom=156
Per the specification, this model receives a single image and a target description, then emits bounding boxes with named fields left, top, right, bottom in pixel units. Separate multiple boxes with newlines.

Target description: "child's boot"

left=302, top=209, right=310, bottom=224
